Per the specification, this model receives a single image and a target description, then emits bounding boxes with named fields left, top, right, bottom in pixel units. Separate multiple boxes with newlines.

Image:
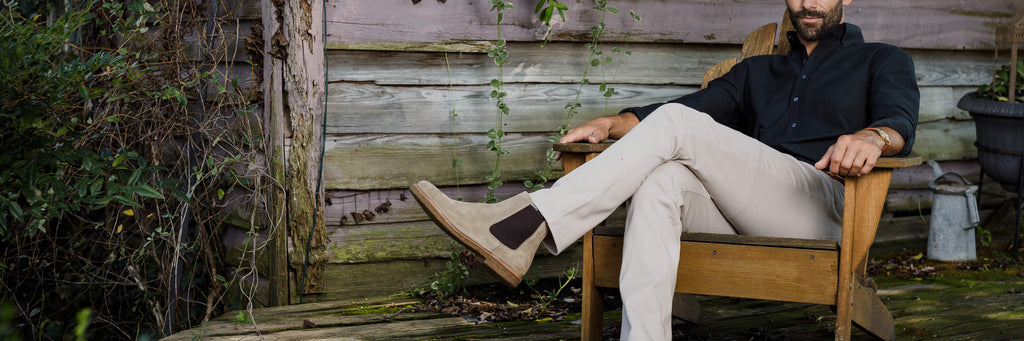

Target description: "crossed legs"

left=412, top=103, right=844, bottom=340
left=530, top=103, right=844, bottom=339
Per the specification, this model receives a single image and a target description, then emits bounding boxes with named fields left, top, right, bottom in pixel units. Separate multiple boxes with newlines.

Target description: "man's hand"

left=814, top=127, right=903, bottom=177
left=558, top=112, right=640, bottom=144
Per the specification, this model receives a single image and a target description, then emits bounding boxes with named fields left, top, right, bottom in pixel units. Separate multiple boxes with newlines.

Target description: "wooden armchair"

left=553, top=14, right=922, bottom=341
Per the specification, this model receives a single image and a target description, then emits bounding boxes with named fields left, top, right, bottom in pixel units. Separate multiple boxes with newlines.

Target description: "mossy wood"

left=279, top=0, right=328, bottom=294
left=286, top=246, right=584, bottom=304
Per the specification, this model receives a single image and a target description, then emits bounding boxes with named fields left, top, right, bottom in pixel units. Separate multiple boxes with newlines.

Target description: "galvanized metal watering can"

left=926, top=160, right=980, bottom=261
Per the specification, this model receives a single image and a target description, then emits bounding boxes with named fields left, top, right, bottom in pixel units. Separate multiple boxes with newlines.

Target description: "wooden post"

left=273, top=0, right=327, bottom=294
left=558, top=150, right=604, bottom=341
left=262, top=0, right=290, bottom=305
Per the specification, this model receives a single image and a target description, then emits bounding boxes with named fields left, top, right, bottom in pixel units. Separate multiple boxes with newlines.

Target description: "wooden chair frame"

left=553, top=15, right=922, bottom=341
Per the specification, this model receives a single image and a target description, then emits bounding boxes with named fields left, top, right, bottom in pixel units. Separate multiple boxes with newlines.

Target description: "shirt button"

left=801, top=74, right=807, bottom=79
left=801, top=59, right=807, bottom=64
left=793, top=97, right=800, bottom=102
left=791, top=123, right=798, bottom=128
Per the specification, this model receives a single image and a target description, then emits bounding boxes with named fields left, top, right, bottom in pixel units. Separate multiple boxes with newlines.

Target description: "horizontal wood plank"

left=291, top=245, right=584, bottom=303
left=327, top=43, right=736, bottom=86
left=325, top=0, right=1019, bottom=50
left=890, top=160, right=982, bottom=189
left=323, top=183, right=535, bottom=227
left=591, top=235, right=839, bottom=305
left=326, top=84, right=979, bottom=134
left=321, top=218, right=573, bottom=265
left=326, top=83, right=688, bottom=134
left=919, top=87, right=976, bottom=123
left=885, top=186, right=1010, bottom=213
left=911, top=119, right=978, bottom=161
left=310, top=121, right=977, bottom=190
left=590, top=228, right=838, bottom=251
left=326, top=44, right=993, bottom=87
left=327, top=41, right=495, bottom=53
left=318, top=133, right=559, bottom=190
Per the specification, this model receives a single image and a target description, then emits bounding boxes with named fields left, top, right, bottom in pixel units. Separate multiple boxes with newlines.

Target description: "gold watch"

left=867, top=127, right=890, bottom=153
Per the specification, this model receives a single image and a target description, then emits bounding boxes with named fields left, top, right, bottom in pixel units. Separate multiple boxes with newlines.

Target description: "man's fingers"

left=558, top=128, right=587, bottom=143
left=829, top=144, right=847, bottom=175
left=815, top=146, right=834, bottom=170
left=559, top=125, right=608, bottom=144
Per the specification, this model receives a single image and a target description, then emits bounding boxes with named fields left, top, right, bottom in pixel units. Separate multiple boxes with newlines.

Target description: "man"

left=411, top=0, right=918, bottom=339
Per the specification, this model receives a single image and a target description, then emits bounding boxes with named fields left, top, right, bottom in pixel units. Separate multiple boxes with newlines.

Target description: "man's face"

left=787, top=0, right=845, bottom=42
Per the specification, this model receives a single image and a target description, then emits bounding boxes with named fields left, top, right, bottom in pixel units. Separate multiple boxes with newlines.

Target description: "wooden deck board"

left=168, top=223, right=1024, bottom=341
left=164, top=276, right=1023, bottom=340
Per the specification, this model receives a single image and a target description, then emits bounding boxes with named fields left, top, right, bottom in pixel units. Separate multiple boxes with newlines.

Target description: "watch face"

left=869, top=128, right=890, bottom=152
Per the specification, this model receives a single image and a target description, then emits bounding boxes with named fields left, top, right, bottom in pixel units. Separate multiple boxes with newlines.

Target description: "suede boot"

left=410, top=181, right=548, bottom=287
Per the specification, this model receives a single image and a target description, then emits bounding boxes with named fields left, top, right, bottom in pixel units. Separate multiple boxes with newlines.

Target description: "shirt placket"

left=786, top=56, right=812, bottom=139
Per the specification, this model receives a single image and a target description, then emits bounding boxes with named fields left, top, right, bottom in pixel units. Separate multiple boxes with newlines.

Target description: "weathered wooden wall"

left=158, top=0, right=299, bottom=310
left=276, top=0, right=1021, bottom=303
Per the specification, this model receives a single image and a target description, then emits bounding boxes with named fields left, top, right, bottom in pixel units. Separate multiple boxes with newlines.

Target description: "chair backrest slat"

left=701, top=12, right=793, bottom=90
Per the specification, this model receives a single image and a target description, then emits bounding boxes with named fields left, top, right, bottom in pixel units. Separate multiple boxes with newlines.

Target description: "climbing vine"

left=526, top=0, right=641, bottom=191
left=485, top=0, right=515, bottom=203
left=534, top=0, right=567, bottom=46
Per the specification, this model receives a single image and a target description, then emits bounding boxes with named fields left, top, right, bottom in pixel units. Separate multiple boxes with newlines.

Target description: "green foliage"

left=976, top=59, right=1024, bottom=102
left=0, top=303, right=20, bottom=341
left=0, top=5, right=169, bottom=338
left=428, top=244, right=472, bottom=298
left=0, top=3, right=167, bottom=236
left=524, top=266, right=579, bottom=311
left=1, top=1, right=271, bottom=339
left=485, top=0, right=515, bottom=203
left=534, top=0, right=567, bottom=46
left=74, top=308, right=91, bottom=341
left=233, top=311, right=252, bottom=324
left=527, top=1, right=641, bottom=192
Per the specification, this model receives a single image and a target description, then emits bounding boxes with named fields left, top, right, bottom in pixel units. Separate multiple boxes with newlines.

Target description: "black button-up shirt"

left=621, top=23, right=919, bottom=164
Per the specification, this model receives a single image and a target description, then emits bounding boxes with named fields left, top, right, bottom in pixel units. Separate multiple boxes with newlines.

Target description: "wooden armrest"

left=875, top=154, right=923, bottom=169
left=552, top=142, right=614, bottom=153
left=555, top=142, right=923, bottom=169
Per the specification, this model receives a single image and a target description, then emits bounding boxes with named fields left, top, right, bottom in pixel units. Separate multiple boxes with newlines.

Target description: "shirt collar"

left=787, top=23, right=864, bottom=58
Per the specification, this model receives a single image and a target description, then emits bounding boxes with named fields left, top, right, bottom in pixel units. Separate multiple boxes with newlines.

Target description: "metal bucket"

left=927, top=161, right=980, bottom=261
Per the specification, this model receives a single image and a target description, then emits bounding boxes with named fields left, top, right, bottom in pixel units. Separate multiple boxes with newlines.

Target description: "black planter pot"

left=956, top=92, right=1024, bottom=192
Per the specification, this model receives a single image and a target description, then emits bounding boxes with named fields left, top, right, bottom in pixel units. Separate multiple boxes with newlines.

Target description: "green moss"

left=988, top=310, right=1024, bottom=320
left=335, top=304, right=415, bottom=316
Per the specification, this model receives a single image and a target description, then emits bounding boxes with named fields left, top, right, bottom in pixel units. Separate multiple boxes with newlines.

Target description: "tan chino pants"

left=529, top=103, right=844, bottom=340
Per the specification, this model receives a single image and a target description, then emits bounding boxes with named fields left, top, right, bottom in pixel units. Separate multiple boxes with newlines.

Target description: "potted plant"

left=956, top=58, right=1024, bottom=192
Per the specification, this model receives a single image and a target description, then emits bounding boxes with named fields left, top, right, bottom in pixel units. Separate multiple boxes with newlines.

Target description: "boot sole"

left=410, top=183, right=522, bottom=287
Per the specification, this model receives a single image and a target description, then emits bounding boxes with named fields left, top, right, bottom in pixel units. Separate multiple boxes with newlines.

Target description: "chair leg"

left=582, top=231, right=604, bottom=341
left=851, top=278, right=896, bottom=341
left=836, top=289, right=853, bottom=341
left=671, top=293, right=702, bottom=324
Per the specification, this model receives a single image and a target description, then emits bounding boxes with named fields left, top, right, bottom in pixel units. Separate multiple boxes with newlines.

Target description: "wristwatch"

left=866, top=127, right=891, bottom=153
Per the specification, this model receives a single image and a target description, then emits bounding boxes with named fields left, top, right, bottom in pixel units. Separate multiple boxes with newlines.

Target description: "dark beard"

left=788, top=3, right=843, bottom=42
